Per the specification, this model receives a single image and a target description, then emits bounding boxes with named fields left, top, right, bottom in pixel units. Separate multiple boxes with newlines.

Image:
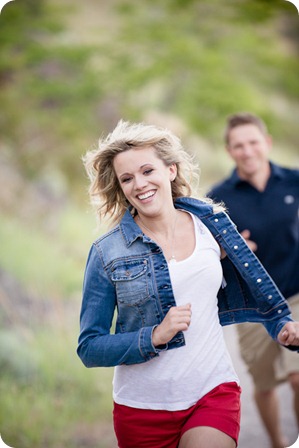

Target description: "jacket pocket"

left=111, top=259, right=149, bottom=304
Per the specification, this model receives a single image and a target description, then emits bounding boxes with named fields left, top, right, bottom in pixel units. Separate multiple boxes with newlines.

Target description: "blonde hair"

left=83, top=120, right=214, bottom=224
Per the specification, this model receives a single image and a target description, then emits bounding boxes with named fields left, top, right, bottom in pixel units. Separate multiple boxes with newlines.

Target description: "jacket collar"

left=119, top=197, right=214, bottom=247
left=119, top=209, right=143, bottom=247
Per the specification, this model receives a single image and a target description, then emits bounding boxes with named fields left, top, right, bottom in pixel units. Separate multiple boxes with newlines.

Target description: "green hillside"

left=1, top=0, right=298, bottom=195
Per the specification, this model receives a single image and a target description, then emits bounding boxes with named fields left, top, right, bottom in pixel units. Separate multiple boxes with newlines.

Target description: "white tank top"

left=113, top=213, right=239, bottom=410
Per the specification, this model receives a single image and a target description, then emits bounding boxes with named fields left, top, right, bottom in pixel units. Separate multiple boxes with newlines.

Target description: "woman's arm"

left=77, top=245, right=159, bottom=367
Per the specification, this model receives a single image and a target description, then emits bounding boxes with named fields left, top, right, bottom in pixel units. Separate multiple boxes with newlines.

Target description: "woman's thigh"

left=179, top=426, right=236, bottom=448
left=179, top=382, right=241, bottom=447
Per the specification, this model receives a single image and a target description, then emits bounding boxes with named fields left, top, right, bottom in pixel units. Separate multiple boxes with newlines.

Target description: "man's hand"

left=241, top=229, right=258, bottom=252
left=277, top=322, right=299, bottom=346
left=152, top=304, right=192, bottom=346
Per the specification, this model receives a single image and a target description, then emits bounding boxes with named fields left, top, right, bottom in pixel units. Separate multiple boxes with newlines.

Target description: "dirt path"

left=224, top=325, right=298, bottom=448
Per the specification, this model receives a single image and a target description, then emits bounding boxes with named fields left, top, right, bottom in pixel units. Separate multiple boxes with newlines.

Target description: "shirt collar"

left=270, top=162, right=286, bottom=179
left=229, top=161, right=284, bottom=187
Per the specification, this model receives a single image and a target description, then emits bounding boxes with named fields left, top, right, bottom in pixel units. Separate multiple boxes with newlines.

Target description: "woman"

left=77, top=120, right=299, bottom=448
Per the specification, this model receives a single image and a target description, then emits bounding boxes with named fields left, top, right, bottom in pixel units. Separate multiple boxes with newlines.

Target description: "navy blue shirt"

left=208, top=162, right=299, bottom=299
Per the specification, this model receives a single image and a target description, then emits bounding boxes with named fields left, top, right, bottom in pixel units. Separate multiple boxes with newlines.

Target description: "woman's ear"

left=169, top=163, right=177, bottom=181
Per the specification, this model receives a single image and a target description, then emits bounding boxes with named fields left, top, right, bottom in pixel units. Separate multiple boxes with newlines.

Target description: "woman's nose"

left=134, top=175, right=147, bottom=190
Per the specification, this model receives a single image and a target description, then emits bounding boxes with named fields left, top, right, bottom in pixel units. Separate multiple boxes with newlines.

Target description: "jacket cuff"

left=139, top=326, right=168, bottom=361
left=273, top=315, right=293, bottom=340
left=273, top=316, right=299, bottom=352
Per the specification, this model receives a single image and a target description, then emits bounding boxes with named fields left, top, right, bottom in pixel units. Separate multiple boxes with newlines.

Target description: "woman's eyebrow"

left=119, top=172, right=131, bottom=178
left=140, top=163, right=154, bottom=168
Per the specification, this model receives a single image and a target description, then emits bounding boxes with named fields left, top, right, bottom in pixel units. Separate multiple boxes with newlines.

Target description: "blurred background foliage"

left=0, top=0, right=298, bottom=447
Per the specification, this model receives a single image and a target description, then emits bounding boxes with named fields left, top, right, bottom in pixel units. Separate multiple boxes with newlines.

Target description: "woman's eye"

left=144, top=168, right=153, bottom=175
left=121, top=177, right=132, bottom=183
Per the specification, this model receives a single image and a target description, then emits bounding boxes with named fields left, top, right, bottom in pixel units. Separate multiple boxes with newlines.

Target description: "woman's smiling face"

left=113, top=145, right=177, bottom=218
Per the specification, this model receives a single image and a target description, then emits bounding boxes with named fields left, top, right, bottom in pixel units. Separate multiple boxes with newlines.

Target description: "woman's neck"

left=136, top=209, right=178, bottom=238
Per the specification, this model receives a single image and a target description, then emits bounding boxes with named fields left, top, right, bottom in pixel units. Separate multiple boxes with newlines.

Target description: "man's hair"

left=224, top=112, right=268, bottom=145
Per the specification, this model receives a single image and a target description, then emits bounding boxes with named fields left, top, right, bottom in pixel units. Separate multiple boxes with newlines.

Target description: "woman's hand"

left=277, top=322, right=299, bottom=346
left=152, top=303, right=192, bottom=347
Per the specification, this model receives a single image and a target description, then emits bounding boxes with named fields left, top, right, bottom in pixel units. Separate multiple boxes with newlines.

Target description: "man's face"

left=226, top=124, right=272, bottom=180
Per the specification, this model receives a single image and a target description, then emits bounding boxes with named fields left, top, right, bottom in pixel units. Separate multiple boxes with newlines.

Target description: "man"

left=208, top=112, right=299, bottom=448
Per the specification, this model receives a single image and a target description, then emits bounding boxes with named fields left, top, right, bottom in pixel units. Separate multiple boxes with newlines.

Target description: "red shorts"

left=113, top=382, right=241, bottom=448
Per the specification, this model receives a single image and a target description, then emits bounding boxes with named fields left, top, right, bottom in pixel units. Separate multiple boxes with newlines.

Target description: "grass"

left=0, top=324, right=114, bottom=448
left=0, top=214, right=83, bottom=298
left=0, top=203, right=107, bottom=299
left=0, top=202, right=113, bottom=446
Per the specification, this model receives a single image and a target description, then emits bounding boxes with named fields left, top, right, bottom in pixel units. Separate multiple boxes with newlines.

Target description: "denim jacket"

left=77, top=197, right=298, bottom=368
